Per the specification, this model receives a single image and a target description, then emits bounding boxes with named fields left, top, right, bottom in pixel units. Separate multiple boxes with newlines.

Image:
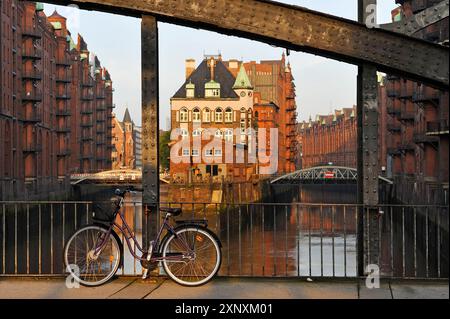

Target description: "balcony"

left=96, top=95, right=106, bottom=99
left=96, top=141, right=106, bottom=146
left=80, top=155, right=94, bottom=159
left=81, top=121, right=94, bottom=127
left=57, top=148, right=71, bottom=157
left=56, top=75, right=71, bottom=83
left=56, top=109, right=71, bottom=117
left=22, top=92, right=42, bottom=101
left=398, top=143, right=415, bottom=152
left=386, top=105, right=400, bottom=116
left=399, top=89, right=413, bottom=100
left=387, top=147, right=401, bottom=156
left=413, top=132, right=439, bottom=144
left=81, top=109, right=93, bottom=115
left=21, top=110, right=42, bottom=123
left=387, top=89, right=399, bottom=98
left=56, top=126, right=71, bottom=134
left=22, top=27, right=42, bottom=38
left=387, top=123, right=401, bottom=132
left=97, top=105, right=107, bottom=111
left=22, top=48, right=42, bottom=60
left=426, top=120, right=450, bottom=135
left=399, top=107, right=415, bottom=121
left=81, top=80, right=94, bottom=87
left=412, top=87, right=440, bottom=103
left=81, top=94, right=94, bottom=101
left=81, top=136, right=94, bottom=142
left=96, top=118, right=106, bottom=123
left=56, top=93, right=71, bottom=100
left=56, top=58, right=71, bottom=66
left=22, top=70, right=42, bottom=80
left=23, top=143, right=42, bottom=153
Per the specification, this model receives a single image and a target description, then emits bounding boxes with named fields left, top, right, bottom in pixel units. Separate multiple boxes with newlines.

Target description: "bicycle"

left=64, top=187, right=222, bottom=287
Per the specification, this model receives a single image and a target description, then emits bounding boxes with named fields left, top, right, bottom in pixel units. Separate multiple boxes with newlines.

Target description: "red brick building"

left=111, top=108, right=141, bottom=170
left=0, top=2, right=113, bottom=200
left=380, top=0, right=449, bottom=204
left=299, top=106, right=357, bottom=169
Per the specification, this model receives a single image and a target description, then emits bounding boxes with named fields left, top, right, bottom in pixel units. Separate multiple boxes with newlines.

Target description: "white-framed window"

left=192, top=149, right=199, bottom=156
left=215, top=129, right=223, bottom=139
left=205, top=149, right=213, bottom=157
left=214, top=149, right=222, bottom=156
left=192, top=129, right=201, bottom=137
left=240, top=108, right=247, bottom=119
left=225, top=108, right=233, bottom=123
left=192, top=108, right=201, bottom=122
left=180, top=108, right=188, bottom=122
left=182, top=148, right=190, bottom=156
left=215, top=108, right=223, bottom=123
left=225, top=129, right=233, bottom=142
left=203, top=108, right=211, bottom=122
left=181, top=128, right=188, bottom=139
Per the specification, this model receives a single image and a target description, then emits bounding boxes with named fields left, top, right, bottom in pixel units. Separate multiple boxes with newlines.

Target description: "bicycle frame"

left=94, top=198, right=192, bottom=264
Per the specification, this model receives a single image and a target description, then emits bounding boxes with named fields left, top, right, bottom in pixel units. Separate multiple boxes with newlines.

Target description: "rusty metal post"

left=141, top=15, right=159, bottom=250
left=357, top=0, right=380, bottom=277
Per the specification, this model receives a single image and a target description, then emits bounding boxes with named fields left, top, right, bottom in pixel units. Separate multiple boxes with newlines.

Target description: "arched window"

left=181, top=128, right=188, bottom=139
left=215, top=108, right=223, bottom=123
left=180, top=108, right=188, bottom=122
left=254, top=111, right=259, bottom=118
left=192, top=108, right=201, bottom=122
left=225, top=108, right=233, bottom=123
left=215, top=129, right=223, bottom=139
left=225, top=129, right=233, bottom=142
left=203, top=108, right=211, bottom=122
left=192, top=129, right=201, bottom=137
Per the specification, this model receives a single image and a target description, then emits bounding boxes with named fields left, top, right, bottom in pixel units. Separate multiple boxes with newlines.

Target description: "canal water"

left=115, top=184, right=358, bottom=277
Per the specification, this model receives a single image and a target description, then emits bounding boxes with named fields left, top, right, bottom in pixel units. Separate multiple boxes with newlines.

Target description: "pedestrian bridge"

left=270, top=166, right=393, bottom=185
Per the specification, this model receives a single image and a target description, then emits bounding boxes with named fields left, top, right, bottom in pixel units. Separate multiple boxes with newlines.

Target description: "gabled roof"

left=172, top=59, right=239, bottom=99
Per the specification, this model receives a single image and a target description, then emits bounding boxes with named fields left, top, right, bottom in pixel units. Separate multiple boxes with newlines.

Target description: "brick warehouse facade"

left=299, top=106, right=357, bottom=169
left=0, top=2, right=113, bottom=200
left=380, top=0, right=449, bottom=204
left=169, top=54, right=298, bottom=183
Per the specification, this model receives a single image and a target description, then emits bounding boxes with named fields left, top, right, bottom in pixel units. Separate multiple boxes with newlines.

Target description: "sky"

left=43, top=0, right=398, bottom=129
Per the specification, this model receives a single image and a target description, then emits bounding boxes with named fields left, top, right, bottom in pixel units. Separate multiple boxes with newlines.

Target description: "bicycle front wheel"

left=64, top=225, right=121, bottom=286
left=161, top=227, right=221, bottom=286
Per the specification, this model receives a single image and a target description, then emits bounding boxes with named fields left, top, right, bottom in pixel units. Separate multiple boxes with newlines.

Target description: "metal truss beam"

left=41, top=0, right=449, bottom=87
left=381, top=0, right=449, bottom=36
left=270, top=166, right=392, bottom=184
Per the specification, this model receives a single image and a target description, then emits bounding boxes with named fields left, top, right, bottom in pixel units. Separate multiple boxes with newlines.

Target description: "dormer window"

left=186, top=81, right=195, bottom=98
left=205, top=80, right=221, bottom=98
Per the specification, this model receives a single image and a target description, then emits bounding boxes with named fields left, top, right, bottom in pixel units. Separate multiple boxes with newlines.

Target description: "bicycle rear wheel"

left=64, top=225, right=121, bottom=286
left=161, top=226, right=221, bottom=286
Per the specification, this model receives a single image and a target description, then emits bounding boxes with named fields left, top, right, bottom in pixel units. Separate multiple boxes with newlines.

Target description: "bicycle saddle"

left=160, top=207, right=182, bottom=216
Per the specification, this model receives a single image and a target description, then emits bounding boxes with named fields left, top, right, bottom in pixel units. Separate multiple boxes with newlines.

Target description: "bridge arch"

left=271, top=166, right=393, bottom=184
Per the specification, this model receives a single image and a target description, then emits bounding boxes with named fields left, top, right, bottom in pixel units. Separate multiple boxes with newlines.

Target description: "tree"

left=159, top=130, right=171, bottom=171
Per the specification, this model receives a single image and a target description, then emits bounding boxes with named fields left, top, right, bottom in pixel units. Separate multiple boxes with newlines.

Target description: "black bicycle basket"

left=92, top=196, right=120, bottom=222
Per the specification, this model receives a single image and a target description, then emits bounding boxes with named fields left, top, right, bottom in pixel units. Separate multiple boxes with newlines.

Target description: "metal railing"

left=0, top=201, right=447, bottom=279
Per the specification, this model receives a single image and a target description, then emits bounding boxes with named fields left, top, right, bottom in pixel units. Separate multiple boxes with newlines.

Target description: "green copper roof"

left=233, top=64, right=253, bottom=89
left=205, top=80, right=220, bottom=89
left=51, top=21, right=62, bottom=30
left=68, top=36, right=76, bottom=51
left=35, top=3, right=44, bottom=11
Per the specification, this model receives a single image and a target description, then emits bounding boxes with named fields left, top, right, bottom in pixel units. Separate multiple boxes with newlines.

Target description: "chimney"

left=185, top=59, right=196, bottom=79
left=208, top=57, right=216, bottom=81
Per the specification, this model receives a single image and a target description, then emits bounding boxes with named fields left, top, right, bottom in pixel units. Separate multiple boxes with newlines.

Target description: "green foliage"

left=159, top=130, right=171, bottom=171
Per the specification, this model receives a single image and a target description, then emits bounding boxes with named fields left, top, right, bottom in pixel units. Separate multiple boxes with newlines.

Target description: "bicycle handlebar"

left=114, top=186, right=143, bottom=197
